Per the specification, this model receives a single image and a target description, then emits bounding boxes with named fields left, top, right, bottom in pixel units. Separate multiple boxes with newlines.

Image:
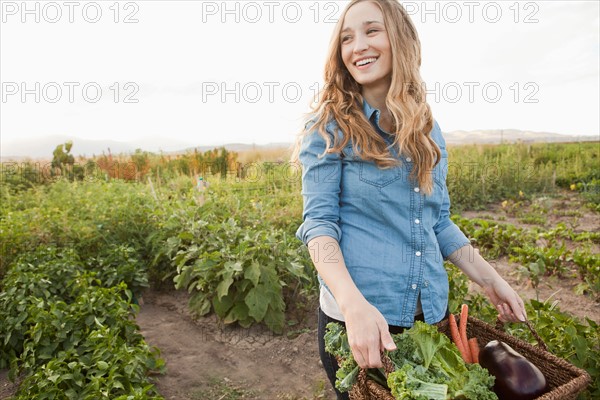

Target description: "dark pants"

left=317, top=307, right=446, bottom=400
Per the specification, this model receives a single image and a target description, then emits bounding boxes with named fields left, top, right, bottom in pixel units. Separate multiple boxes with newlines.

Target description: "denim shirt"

left=295, top=100, right=471, bottom=327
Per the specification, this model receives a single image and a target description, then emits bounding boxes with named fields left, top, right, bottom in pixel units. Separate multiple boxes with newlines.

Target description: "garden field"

left=0, top=140, right=598, bottom=399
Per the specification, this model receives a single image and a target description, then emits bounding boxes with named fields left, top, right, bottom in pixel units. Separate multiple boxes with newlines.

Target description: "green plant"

left=511, top=244, right=573, bottom=285
left=0, top=246, right=165, bottom=398
left=452, top=216, right=532, bottom=259
left=87, top=244, right=149, bottom=299
left=171, top=216, right=312, bottom=333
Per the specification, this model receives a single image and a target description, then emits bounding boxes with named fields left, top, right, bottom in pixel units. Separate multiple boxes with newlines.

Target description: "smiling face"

left=340, top=1, right=393, bottom=94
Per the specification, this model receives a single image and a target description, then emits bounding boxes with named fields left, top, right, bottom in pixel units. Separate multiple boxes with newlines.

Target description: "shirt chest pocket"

left=342, top=144, right=403, bottom=188
left=359, top=162, right=402, bottom=188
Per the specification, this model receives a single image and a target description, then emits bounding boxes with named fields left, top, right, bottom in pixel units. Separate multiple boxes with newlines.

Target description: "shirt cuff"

left=436, top=223, right=471, bottom=259
left=295, top=219, right=342, bottom=246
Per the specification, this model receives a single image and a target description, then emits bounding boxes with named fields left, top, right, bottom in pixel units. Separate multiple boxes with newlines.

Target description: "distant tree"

left=51, top=141, right=83, bottom=180
left=51, top=141, right=74, bottom=169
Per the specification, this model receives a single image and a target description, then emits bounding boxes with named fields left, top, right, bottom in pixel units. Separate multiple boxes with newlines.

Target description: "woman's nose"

left=353, top=34, right=369, bottom=53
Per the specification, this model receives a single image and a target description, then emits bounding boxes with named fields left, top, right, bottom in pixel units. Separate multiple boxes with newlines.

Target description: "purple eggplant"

left=479, top=340, right=548, bottom=400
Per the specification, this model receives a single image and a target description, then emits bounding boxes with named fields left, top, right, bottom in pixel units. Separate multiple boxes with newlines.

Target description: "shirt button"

left=424, top=281, right=429, bottom=287
left=406, top=157, right=412, bottom=162
left=415, top=251, right=422, bottom=257
left=411, top=283, right=417, bottom=290
left=415, top=219, right=420, bottom=224
left=414, top=187, right=420, bottom=193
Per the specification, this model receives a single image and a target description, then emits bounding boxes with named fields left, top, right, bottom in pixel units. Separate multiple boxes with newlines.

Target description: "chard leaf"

left=336, top=364, right=359, bottom=392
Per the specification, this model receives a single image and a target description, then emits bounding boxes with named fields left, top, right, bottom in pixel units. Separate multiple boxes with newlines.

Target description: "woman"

left=291, top=0, right=527, bottom=398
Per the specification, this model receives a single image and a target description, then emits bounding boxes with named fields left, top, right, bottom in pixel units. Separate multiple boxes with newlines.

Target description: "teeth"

left=356, top=57, right=377, bottom=66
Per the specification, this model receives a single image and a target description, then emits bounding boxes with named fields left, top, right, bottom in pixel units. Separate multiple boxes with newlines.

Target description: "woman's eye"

left=367, top=29, right=378, bottom=34
left=341, top=35, right=352, bottom=43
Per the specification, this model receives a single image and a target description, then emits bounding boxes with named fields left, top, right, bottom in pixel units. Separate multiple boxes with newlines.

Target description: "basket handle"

left=495, top=318, right=548, bottom=352
left=355, top=351, right=395, bottom=398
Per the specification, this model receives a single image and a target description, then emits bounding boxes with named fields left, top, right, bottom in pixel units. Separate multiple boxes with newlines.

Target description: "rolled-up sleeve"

left=431, top=121, right=471, bottom=258
left=295, top=125, right=342, bottom=246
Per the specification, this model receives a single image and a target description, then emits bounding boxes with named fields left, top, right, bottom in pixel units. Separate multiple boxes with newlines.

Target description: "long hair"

left=290, top=0, right=440, bottom=194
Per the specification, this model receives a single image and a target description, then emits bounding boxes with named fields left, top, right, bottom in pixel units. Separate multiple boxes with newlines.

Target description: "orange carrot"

left=460, top=304, right=473, bottom=363
left=449, top=314, right=469, bottom=363
left=468, top=338, right=480, bottom=363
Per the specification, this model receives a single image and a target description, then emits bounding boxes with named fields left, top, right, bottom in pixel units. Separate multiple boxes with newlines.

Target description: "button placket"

left=408, top=175, right=425, bottom=321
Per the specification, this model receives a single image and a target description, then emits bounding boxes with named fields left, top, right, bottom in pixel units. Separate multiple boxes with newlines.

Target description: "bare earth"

left=137, top=290, right=336, bottom=400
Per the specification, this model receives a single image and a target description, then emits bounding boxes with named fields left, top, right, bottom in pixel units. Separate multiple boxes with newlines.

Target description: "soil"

left=136, top=290, right=335, bottom=400
left=0, top=372, right=21, bottom=400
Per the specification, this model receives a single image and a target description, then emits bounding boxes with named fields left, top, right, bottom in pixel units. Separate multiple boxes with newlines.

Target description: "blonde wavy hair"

left=290, top=0, right=440, bottom=194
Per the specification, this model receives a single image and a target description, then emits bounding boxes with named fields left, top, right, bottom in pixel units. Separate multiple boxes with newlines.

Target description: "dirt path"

left=137, top=290, right=336, bottom=400
left=0, top=371, right=21, bottom=400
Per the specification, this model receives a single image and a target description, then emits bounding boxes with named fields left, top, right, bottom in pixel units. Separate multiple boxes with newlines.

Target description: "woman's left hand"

left=482, top=278, right=528, bottom=323
left=447, top=243, right=527, bottom=323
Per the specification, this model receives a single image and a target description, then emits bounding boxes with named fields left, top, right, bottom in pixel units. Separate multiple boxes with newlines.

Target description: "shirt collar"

left=362, top=98, right=389, bottom=137
left=362, top=98, right=379, bottom=121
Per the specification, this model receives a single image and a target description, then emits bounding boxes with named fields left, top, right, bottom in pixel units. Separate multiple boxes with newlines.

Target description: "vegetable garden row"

left=0, top=141, right=598, bottom=398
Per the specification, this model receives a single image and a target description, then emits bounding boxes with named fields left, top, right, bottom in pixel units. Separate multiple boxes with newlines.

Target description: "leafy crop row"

left=446, top=141, right=599, bottom=211
left=0, top=247, right=164, bottom=399
left=452, top=216, right=600, bottom=299
left=148, top=180, right=315, bottom=333
left=0, top=180, right=159, bottom=281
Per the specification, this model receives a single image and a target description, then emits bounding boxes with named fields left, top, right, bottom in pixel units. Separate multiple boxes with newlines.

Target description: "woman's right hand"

left=342, top=298, right=397, bottom=369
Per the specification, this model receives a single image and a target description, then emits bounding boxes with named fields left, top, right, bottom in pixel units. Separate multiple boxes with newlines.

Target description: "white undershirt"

left=319, top=285, right=423, bottom=322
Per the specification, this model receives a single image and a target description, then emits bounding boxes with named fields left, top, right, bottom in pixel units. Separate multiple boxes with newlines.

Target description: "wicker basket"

left=347, top=316, right=592, bottom=400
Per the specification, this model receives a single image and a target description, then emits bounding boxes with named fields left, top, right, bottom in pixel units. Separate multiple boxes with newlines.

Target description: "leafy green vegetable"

left=337, top=363, right=360, bottom=392
left=323, top=322, right=359, bottom=392
left=324, top=321, right=497, bottom=399
left=388, top=322, right=497, bottom=400
left=324, top=322, right=350, bottom=358
left=388, top=364, right=448, bottom=400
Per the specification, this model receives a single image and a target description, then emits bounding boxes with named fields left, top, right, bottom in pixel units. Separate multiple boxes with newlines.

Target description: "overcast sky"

left=1, top=0, right=599, bottom=154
